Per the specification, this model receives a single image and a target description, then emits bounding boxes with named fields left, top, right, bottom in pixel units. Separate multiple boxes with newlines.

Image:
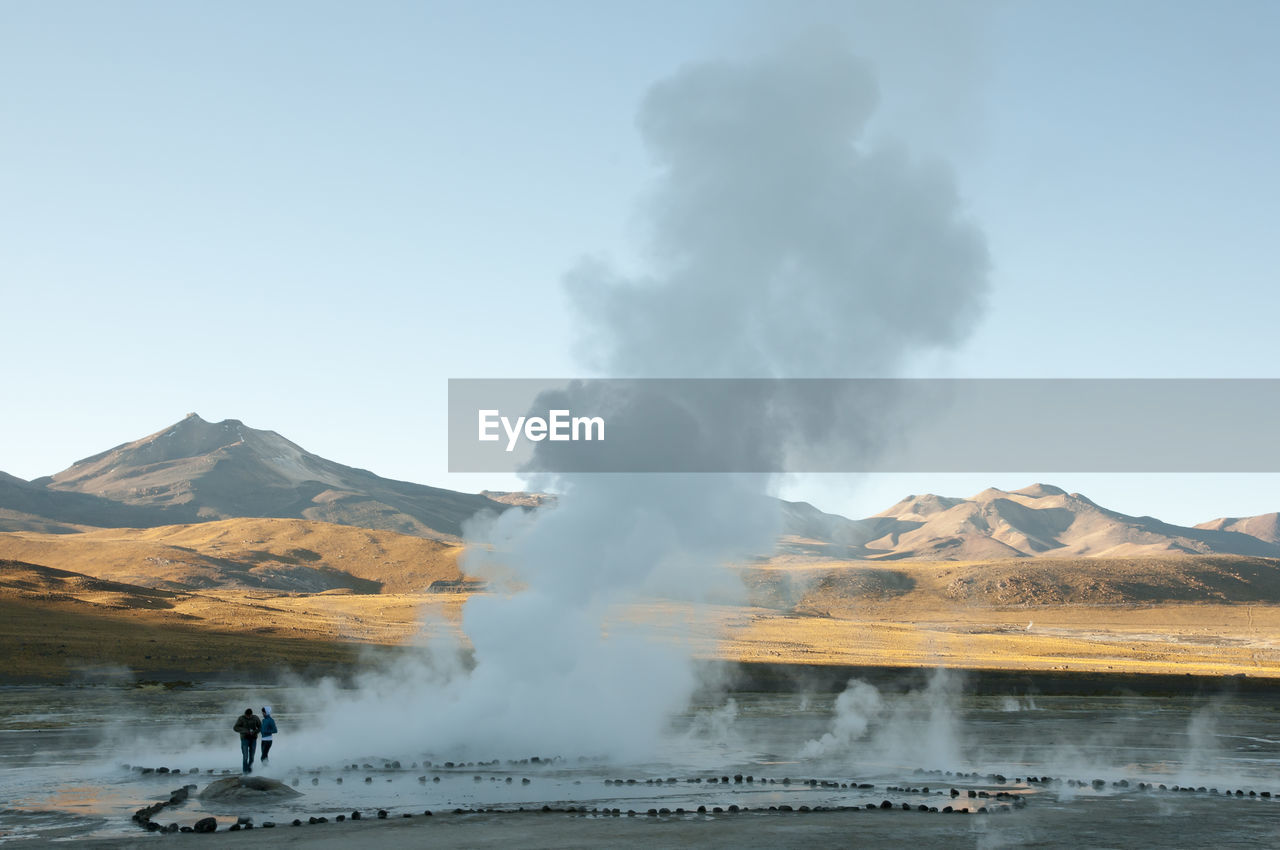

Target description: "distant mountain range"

left=778, top=484, right=1280, bottom=560
left=2, top=414, right=1277, bottom=560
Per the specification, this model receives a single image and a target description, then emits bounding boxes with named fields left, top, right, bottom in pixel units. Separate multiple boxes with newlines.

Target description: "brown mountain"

left=8, top=413, right=511, bottom=541
left=1196, top=513, right=1280, bottom=547
left=780, top=484, right=1280, bottom=560
left=0, top=470, right=165, bottom=533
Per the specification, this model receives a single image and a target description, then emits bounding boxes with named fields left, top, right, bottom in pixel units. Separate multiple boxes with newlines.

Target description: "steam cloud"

left=568, top=36, right=989, bottom=379
left=281, top=35, right=991, bottom=765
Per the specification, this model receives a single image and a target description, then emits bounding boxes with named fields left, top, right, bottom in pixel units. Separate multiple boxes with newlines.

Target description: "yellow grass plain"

left=2, top=519, right=1279, bottom=682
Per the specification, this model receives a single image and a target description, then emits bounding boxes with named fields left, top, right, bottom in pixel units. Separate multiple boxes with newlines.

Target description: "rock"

left=133, top=802, right=166, bottom=823
left=199, top=776, right=303, bottom=802
left=193, top=817, right=218, bottom=833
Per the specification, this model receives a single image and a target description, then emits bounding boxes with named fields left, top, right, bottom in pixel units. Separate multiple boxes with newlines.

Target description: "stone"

left=192, top=817, right=218, bottom=833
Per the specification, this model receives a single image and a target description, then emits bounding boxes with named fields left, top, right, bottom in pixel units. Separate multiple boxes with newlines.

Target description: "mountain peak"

left=1011, top=483, right=1067, bottom=498
left=25, top=413, right=526, bottom=541
left=876, top=492, right=963, bottom=519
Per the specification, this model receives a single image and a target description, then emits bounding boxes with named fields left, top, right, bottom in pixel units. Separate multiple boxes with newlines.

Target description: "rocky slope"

left=11, top=414, right=511, bottom=541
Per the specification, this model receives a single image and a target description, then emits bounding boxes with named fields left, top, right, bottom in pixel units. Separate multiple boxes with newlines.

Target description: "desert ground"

left=2, top=518, right=1278, bottom=683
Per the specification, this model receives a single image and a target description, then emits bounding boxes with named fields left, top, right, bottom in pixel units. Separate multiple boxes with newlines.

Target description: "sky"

left=2, top=0, right=1278, bottom=525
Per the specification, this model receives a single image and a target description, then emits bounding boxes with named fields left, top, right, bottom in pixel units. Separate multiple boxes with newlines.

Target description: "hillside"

left=0, top=517, right=463, bottom=593
left=0, top=470, right=163, bottom=533
left=0, top=558, right=421, bottom=681
left=745, top=554, right=1280, bottom=617
left=1198, top=512, right=1280, bottom=546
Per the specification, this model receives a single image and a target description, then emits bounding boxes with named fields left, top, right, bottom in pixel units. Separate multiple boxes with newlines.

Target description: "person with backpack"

left=260, top=706, right=278, bottom=763
left=232, top=708, right=261, bottom=773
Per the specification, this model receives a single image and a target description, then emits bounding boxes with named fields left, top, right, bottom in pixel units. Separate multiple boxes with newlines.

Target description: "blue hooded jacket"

left=261, top=706, right=278, bottom=738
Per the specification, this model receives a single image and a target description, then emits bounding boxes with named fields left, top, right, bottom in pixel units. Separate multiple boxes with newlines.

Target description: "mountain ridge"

left=1, top=416, right=1277, bottom=559
left=777, top=483, right=1280, bottom=561
left=8, top=413, right=512, bottom=541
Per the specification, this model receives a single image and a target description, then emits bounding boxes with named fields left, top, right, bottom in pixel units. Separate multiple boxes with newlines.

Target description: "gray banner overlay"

left=448, top=379, right=1280, bottom=473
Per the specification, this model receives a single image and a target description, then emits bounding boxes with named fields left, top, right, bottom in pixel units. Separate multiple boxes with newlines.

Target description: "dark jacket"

left=233, top=713, right=261, bottom=738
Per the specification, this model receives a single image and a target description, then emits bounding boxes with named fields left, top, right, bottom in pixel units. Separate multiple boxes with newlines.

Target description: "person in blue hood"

left=260, top=706, right=278, bottom=763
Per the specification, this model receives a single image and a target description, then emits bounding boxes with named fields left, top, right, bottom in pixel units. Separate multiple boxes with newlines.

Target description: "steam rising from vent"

left=449, top=37, right=989, bottom=760
left=801, top=670, right=963, bottom=769
left=801, top=680, right=884, bottom=757
left=288, top=35, right=991, bottom=762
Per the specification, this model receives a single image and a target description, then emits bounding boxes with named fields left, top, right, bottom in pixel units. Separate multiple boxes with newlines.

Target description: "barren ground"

left=3, top=556, right=1280, bottom=682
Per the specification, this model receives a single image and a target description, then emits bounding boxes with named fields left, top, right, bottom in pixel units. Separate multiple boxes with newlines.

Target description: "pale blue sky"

left=2, top=1, right=1277, bottom=525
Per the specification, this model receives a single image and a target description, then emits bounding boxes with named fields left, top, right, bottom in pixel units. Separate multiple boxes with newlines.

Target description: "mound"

left=200, top=776, right=302, bottom=801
